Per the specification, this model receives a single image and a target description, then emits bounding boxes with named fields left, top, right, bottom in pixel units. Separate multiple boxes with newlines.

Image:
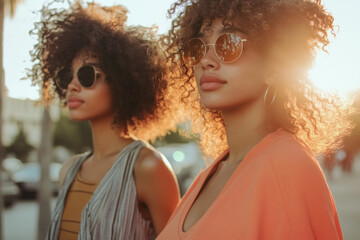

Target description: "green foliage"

left=5, top=126, right=34, bottom=162
left=53, top=114, right=92, bottom=154
left=151, top=127, right=199, bottom=147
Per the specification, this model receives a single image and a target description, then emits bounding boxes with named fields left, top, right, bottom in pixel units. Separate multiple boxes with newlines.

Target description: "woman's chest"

left=183, top=161, right=239, bottom=231
left=173, top=164, right=287, bottom=239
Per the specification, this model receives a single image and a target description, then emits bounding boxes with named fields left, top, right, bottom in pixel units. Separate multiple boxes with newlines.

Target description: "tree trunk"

left=37, top=106, right=53, bottom=240
left=0, top=0, right=5, bottom=238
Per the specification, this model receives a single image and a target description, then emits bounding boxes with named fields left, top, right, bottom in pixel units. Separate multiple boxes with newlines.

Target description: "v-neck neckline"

left=179, top=129, right=281, bottom=235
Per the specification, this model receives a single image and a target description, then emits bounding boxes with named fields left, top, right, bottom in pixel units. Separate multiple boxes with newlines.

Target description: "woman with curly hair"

left=157, top=0, right=352, bottom=239
left=29, top=1, right=180, bottom=240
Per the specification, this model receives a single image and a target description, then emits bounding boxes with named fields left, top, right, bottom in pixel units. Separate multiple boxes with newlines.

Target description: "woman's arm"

left=134, top=147, right=180, bottom=235
left=269, top=141, right=343, bottom=240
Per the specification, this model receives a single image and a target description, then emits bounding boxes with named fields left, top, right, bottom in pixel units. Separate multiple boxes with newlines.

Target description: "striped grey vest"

left=46, top=140, right=156, bottom=240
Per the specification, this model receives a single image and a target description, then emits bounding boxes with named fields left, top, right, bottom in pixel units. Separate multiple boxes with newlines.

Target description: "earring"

left=264, top=86, right=277, bottom=105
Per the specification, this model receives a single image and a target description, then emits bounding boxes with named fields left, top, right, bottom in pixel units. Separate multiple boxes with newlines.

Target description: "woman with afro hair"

left=157, top=0, right=353, bottom=239
left=29, top=1, right=180, bottom=240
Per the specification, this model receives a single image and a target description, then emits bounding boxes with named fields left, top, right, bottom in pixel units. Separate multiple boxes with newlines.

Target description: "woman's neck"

left=89, top=114, right=133, bottom=160
left=221, top=97, right=268, bottom=164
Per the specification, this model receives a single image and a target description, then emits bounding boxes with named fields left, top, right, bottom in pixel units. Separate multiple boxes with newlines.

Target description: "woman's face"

left=65, top=49, right=114, bottom=121
left=192, top=19, right=269, bottom=111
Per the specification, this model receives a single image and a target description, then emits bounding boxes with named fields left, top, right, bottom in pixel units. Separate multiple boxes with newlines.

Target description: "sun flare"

left=309, top=44, right=360, bottom=98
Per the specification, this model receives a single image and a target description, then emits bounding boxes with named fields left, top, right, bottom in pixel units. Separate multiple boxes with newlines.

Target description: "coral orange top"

left=157, top=129, right=343, bottom=240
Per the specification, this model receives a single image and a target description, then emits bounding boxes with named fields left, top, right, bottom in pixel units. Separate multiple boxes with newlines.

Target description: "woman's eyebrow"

left=221, top=25, right=244, bottom=34
left=83, top=62, right=101, bottom=68
left=193, top=32, right=205, bottom=38
left=194, top=26, right=245, bottom=39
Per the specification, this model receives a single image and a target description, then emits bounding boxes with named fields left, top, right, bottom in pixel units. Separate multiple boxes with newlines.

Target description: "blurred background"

left=0, top=0, right=359, bottom=240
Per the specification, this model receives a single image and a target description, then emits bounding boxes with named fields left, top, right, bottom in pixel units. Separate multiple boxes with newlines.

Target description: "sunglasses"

left=56, top=65, right=100, bottom=90
left=182, top=32, right=247, bottom=66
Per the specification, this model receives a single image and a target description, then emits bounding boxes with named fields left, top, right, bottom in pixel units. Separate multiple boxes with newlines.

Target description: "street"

left=327, top=161, right=360, bottom=240
left=3, top=198, right=56, bottom=240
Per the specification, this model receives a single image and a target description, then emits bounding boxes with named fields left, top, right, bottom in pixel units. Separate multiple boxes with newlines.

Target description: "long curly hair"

left=28, top=0, right=182, bottom=141
left=162, top=0, right=354, bottom=158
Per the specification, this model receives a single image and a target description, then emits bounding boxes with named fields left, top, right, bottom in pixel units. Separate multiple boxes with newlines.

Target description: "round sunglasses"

left=182, top=32, right=248, bottom=66
left=56, top=65, right=100, bottom=90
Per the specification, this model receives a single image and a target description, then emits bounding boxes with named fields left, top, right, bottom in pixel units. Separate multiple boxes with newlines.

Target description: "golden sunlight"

left=309, top=0, right=360, bottom=97
left=309, top=48, right=360, bottom=97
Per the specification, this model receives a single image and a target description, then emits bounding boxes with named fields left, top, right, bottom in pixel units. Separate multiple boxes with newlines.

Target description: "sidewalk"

left=327, top=158, right=360, bottom=240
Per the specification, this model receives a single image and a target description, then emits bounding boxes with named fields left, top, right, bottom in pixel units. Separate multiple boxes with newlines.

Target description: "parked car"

left=12, top=162, right=62, bottom=197
left=1, top=171, right=20, bottom=207
left=2, top=157, right=23, bottom=173
left=156, top=142, right=206, bottom=195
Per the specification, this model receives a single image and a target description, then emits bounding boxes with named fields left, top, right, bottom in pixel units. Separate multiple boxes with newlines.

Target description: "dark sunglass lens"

left=56, top=68, right=73, bottom=90
left=77, top=65, right=95, bottom=88
left=216, top=33, right=242, bottom=63
left=183, top=38, right=205, bottom=66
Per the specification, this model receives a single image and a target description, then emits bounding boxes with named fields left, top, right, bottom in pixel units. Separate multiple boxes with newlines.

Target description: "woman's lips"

left=67, top=97, right=84, bottom=109
left=200, top=75, right=227, bottom=91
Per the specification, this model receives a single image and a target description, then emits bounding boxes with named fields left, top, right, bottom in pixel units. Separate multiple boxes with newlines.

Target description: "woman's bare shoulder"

left=134, top=145, right=171, bottom=175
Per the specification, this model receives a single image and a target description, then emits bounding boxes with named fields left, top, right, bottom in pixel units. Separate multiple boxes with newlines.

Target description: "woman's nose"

left=199, top=45, right=220, bottom=70
left=67, top=73, right=81, bottom=92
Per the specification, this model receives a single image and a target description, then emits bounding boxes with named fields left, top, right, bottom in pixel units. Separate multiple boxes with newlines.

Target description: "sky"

left=3, top=0, right=360, bottom=100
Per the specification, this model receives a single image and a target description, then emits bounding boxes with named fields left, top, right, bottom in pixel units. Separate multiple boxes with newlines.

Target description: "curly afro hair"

left=162, top=0, right=354, bottom=158
left=29, top=1, right=182, bottom=141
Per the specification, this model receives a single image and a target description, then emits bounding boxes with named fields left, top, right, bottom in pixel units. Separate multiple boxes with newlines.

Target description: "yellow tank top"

left=58, top=171, right=99, bottom=240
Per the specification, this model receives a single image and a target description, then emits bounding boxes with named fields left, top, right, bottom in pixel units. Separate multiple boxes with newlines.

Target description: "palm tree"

left=0, top=1, right=52, bottom=239
left=0, top=1, right=23, bottom=239
left=37, top=105, right=53, bottom=240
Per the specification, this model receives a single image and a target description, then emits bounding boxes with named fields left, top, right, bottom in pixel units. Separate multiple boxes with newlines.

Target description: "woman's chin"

left=201, top=102, right=225, bottom=111
left=200, top=98, right=233, bottom=111
left=68, top=114, right=88, bottom=121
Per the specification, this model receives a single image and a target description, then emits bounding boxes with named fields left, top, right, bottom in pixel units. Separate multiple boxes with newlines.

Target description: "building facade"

left=2, top=97, right=60, bottom=148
